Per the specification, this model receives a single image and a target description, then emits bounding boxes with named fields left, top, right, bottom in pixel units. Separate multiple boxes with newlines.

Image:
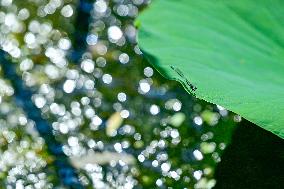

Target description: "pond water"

left=0, top=0, right=238, bottom=188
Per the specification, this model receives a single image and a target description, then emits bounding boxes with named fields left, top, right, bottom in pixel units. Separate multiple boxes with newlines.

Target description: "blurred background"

left=0, top=0, right=258, bottom=188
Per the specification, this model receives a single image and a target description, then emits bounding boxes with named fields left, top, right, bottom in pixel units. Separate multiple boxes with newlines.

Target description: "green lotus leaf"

left=137, top=0, right=284, bottom=138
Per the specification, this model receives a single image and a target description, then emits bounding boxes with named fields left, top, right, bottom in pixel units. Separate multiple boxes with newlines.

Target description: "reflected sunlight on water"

left=0, top=0, right=239, bottom=188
